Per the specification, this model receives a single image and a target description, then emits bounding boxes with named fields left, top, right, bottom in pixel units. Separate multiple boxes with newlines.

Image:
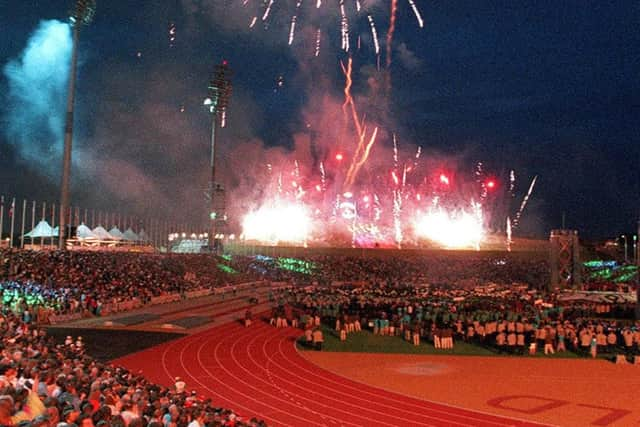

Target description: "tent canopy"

left=108, top=227, right=124, bottom=240
left=24, top=220, right=55, bottom=238
left=76, top=223, right=97, bottom=239
left=92, top=226, right=114, bottom=240
left=123, top=228, right=139, bottom=241
left=138, top=229, right=149, bottom=242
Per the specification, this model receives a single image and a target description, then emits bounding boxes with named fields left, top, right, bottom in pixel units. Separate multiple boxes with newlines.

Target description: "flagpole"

left=41, top=202, right=46, bottom=249
left=0, top=196, right=4, bottom=247
left=51, top=204, right=56, bottom=249
left=31, top=201, right=36, bottom=249
left=9, top=197, right=16, bottom=248
left=20, top=199, right=26, bottom=248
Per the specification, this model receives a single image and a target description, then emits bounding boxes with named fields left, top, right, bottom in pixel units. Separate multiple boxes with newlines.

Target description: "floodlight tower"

left=204, top=60, right=232, bottom=252
left=59, top=0, right=96, bottom=249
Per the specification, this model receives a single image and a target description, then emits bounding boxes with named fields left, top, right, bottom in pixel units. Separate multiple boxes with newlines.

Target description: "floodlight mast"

left=59, top=0, right=96, bottom=249
left=205, top=61, right=232, bottom=253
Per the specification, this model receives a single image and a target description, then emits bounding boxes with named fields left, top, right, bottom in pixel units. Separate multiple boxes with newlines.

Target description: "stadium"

left=1, top=1, right=638, bottom=427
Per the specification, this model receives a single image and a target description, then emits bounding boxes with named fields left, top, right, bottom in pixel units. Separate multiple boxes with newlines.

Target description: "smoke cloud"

left=2, top=20, right=71, bottom=177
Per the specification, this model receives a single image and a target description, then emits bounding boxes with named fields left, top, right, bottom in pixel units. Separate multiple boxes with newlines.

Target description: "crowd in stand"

left=250, top=253, right=550, bottom=288
left=0, top=250, right=258, bottom=321
left=0, top=310, right=266, bottom=427
left=0, top=246, right=636, bottom=427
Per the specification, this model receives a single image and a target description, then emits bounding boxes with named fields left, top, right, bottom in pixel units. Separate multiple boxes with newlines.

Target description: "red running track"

left=114, top=320, right=548, bottom=427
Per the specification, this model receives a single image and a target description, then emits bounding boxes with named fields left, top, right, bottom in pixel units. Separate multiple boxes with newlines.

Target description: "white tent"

left=108, top=227, right=124, bottom=240
left=76, top=223, right=97, bottom=239
left=92, top=226, right=114, bottom=240
left=138, top=229, right=149, bottom=242
left=122, top=228, right=139, bottom=241
left=24, top=220, right=55, bottom=238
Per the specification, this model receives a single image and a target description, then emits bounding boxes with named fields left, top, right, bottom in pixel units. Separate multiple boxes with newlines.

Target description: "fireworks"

left=168, top=22, right=176, bottom=47
left=407, top=0, right=424, bottom=28
left=513, top=175, right=537, bottom=229
left=367, top=15, right=380, bottom=56
left=235, top=152, right=532, bottom=250
left=240, top=0, right=423, bottom=58
left=413, top=204, right=484, bottom=249
left=241, top=200, right=312, bottom=244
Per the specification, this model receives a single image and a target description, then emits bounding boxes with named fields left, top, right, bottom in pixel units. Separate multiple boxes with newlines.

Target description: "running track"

left=114, top=320, right=548, bottom=427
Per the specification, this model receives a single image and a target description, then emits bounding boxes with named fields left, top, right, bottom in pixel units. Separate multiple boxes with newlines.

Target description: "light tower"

left=59, top=0, right=96, bottom=249
left=204, top=60, right=232, bottom=252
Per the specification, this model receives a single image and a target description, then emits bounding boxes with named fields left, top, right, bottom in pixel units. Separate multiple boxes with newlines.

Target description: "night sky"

left=0, top=1, right=638, bottom=239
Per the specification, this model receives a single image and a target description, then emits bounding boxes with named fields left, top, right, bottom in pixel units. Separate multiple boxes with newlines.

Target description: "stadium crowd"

left=0, top=310, right=266, bottom=427
left=250, top=253, right=550, bottom=288
left=0, top=246, right=635, bottom=427
left=0, top=249, right=257, bottom=321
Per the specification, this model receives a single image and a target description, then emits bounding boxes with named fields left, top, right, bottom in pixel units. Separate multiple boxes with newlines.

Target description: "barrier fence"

left=44, top=280, right=270, bottom=325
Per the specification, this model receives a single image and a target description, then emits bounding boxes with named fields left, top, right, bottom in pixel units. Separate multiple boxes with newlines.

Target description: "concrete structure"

left=549, top=229, right=582, bottom=290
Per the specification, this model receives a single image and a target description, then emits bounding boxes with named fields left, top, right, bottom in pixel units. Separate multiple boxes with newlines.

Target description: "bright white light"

left=340, top=201, right=356, bottom=220
left=203, top=98, right=212, bottom=106
left=242, top=200, right=311, bottom=244
left=413, top=206, right=484, bottom=249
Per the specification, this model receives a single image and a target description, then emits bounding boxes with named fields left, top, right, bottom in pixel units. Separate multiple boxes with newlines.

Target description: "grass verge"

left=297, top=326, right=620, bottom=360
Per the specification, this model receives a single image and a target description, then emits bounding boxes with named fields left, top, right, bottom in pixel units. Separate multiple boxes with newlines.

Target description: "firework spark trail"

left=316, top=0, right=321, bottom=8
left=402, top=163, right=407, bottom=187
left=509, top=170, right=516, bottom=197
left=475, top=161, right=487, bottom=201
left=340, top=58, right=364, bottom=137
left=262, top=0, right=275, bottom=21
left=413, top=145, right=422, bottom=170
left=386, top=0, right=398, bottom=68
left=345, top=127, right=379, bottom=188
left=344, top=130, right=366, bottom=188
left=355, top=0, right=361, bottom=12
left=350, top=203, right=358, bottom=247
left=472, top=201, right=484, bottom=250
left=288, top=0, right=303, bottom=45
left=374, top=194, right=382, bottom=221
left=367, top=15, right=380, bottom=55
left=340, top=0, right=350, bottom=51
left=315, top=29, right=321, bottom=56
left=506, top=216, right=512, bottom=252
left=249, top=16, right=258, bottom=27
left=392, top=134, right=398, bottom=168
left=288, top=16, right=297, bottom=44
left=319, top=161, right=326, bottom=190
left=406, top=0, right=424, bottom=28
left=360, top=127, right=378, bottom=168
left=513, top=175, right=537, bottom=228
left=393, top=189, right=403, bottom=247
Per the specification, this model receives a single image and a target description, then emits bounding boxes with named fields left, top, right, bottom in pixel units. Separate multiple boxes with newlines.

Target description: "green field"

left=298, top=326, right=609, bottom=360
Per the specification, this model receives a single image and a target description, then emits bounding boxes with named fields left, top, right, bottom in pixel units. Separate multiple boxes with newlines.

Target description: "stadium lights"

left=59, top=0, right=96, bottom=249
left=205, top=61, right=232, bottom=252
